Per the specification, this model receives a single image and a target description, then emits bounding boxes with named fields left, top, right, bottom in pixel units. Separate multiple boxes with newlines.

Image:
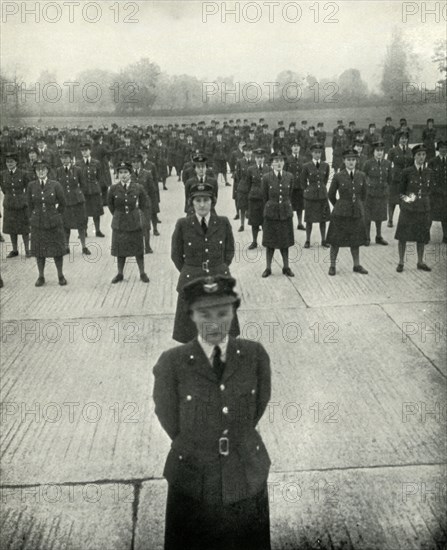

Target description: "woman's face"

left=118, top=169, right=131, bottom=182
left=191, top=304, right=234, bottom=345
left=344, top=157, right=357, bottom=171
left=193, top=196, right=212, bottom=217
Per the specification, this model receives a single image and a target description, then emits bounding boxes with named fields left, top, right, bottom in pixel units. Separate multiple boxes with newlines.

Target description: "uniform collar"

left=197, top=334, right=228, bottom=363
left=195, top=212, right=211, bottom=225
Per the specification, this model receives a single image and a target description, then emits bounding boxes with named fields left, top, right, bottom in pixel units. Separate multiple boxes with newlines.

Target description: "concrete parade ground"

left=0, top=166, right=446, bottom=550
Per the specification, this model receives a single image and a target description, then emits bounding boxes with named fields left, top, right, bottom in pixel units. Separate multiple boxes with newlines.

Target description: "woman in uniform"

left=395, top=145, right=432, bottom=272
left=387, top=131, right=413, bottom=227
left=153, top=274, right=271, bottom=550
left=171, top=182, right=239, bottom=343
left=1, top=152, right=31, bottom=257
left=107, top=161, right=149, bottom=283
left=261, top=151, right=295, bottom=277
left=27, top=160, right=67, bottom=286
left=428, top=140, right=447, bottom=243
left=301, top=143, right=331, bottom=248
left=326, top=149, right=368, bottom=276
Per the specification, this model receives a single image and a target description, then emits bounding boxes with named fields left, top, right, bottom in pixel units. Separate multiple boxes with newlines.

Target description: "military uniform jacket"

left=107, top=182, right=147, bottom=231
left=229, top=148, right=244, bottom=173
left=362, top=159, right=392, bottom=198
left=0, top=169, right=29, bottom=209
left=171, top=213, right=235, bottom=291
left=381, top=125, right=396, bottom=148
left=428, top=156, right=447, bottom=197
left=246, top=164, right=271, bottom=201
left=285, top=155, right=304, bottom=190
left=235, top=157, right=255, bottom=192
left=301, top=161, right=330, bottom=200
left=131, top=169, right=155, bottom=215
left=212, top=140, right=228, bottom=161
left=262, top=171, right=293, bottom=220
left=399, top=166, right=432, bottom=213
left=76, top=158, right=102, bottom=196
left=388, top=146, right=413, bottom=182
left=27, top=179, right=66, bottom=229
left=328, top=170, right=367, bottom=218
left=153, top=336, right=271, bottom=505
left=55, top=165, right=86, bottom=206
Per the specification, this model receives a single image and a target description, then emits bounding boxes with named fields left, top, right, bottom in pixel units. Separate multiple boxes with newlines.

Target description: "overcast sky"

left=2, top=0, right=445, bottom=91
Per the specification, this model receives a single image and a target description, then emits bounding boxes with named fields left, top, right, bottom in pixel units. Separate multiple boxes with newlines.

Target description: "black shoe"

left=234, top=214, right=240, bottom=220
left=156, top=218, right=162, bottom=223
left=387, top=221, right=393, bottom=228
left=0, top=234, right=4, bottom=242
left=111, top=273, right=124, bottom=284
left=140, top=272, right=150, bottom=283
left=238, top=226, right=244, bottom=232
left=396, top=264, right=404, bottom=273
left=353, top=265, right=368, bottom=274
left=145, top=247, right=153, bottom=254
left=25, top=251, right=32, bottom=258
left=328, top=266, right=336, bottom=276
left=6, top=251, right=18, bottom=258
left=322, top=240, right=330, bottom=248
left=65, top=247, right=70, bottom=254
left=417, top=263, right=431, bottom=272
left=0, top=277, right=3, bottom=288
left=225, top=182, right=231, bottom=186
left=304, top=241, right=310, bottom=249
left=375, top=236, right=388, bottom=245
left=35, top=276, right=45, bottom=287
left=261, top=268, right=272, bottom=278
left=82, top=247, right=91, bottom=255
left=154, top=230, right=160, bottom=236
left=297, top=224, right=305, bottom=230
left=96, top=231, right=105, bottom=238
left=163, top=186, right=167, bottom=190
left=248, top=242, right=257, bottom=250
left=443, top=237, right=447, bottom=244
left=282, top=267, right=295, bottom=277
left=365, top=240, right=370, bottom=247
left=58, top=276, right=67, bottom=286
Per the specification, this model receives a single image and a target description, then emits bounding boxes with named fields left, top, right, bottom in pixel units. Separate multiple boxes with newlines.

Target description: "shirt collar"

left=196, top=212, right=211, bottom=225
left=197, top=334, right=228, bottom=363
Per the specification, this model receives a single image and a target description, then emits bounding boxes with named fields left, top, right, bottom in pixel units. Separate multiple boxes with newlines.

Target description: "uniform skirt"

left=237, top=191, right=249, bottom=212
left=164, top=484, right=271, bottom=550
left=430, top=194, right=447, bottom=222
left=3, top=207, right=29, bottom=234
left=111, top=229, right=144, bottom=257
left=85, top=194, right=104, bottom=217
left=326, top=215, right=368, bottom=247
left=30, top=221, right=67, bottom=258
left=262, top=218, right=294, bottom=249
left=291, top=188, right=304, bottom=211
left=364, top=196, right=388, bottom=223
left=173, top=292, right=240, bottom=344
left=388, top=182, right=401, bottom=206
left=304, top=199, right=330, bottom=224
left=395, top=209, right=431, bottom=244
left=248, top=199, right=264, bottom=227
left=214, top=159, right=227, bottom=174
left=63, top=203, right=87, bottom=230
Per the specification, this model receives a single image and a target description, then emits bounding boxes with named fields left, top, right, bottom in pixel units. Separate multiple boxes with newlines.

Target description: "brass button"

left=222, top=406, right=228, bottom=414
left=220, top=384, right=225, bottom=391
left=223, top=429, right=229, bottom=435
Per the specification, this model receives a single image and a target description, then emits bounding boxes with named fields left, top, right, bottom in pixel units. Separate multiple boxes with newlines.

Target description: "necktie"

left=135, top=170, right=139, bottom=177
left=123, top=183, right=127, bottom=191
left=418, top=167, right=422, bottom=175
left=199, top=178, right=204, bottom=184
left=212, top=345, right=225, bottom=380
left=86, top=159, right=89, bottom=166
left=350, top=171, right=354, bottom=181
left=278, top=172, right=282, bottom=181
left=403, top=147, right=406, bottom=154
left=316, top=162, right=320, bottom=169
left=201, top=217, right=207, bottom=234
left=378, top=160, right=381, bottom=167
left=40, top=180, right=44, bottom=189
left=65, top=166, right=69, bottom=174
left=9, top=170, right=13, bottom=176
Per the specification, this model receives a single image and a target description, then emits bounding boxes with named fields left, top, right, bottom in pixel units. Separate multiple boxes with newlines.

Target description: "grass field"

left=12, top=103, right=447, bottom=133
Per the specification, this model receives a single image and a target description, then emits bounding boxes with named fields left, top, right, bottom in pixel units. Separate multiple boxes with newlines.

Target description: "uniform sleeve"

left=224, top=217, right=235, bottom=266
left=138, top=184, right=147, bottom=211
left=254, top=344, right=271, bottom=426
left=27, top=182, right=34, bottom=211
left=400, top=170, right=409, bottom=196
left=262, top=174, right=269, bottom=204
left=171, top=219, right=185, bottom=272
left=153, top=352, right=179, bottom=440
left=55, top=182, right=66, bottom=214
left=360, top=173, right=367, bottom=202
left=107, top=186, right=115, bottom=214
left=328, top=174, right=338, bottom=206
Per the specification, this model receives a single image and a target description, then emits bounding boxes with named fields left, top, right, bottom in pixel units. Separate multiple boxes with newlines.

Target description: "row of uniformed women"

left=1, top=157, right=152, bottom=286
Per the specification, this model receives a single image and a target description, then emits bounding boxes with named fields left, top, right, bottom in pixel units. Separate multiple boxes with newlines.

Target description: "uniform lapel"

left=187, top=339, right=217, bottom=383
left=190, top=215, right=204, bottom=237
left=221, top=336, right=242, bottom=383
left=206, top=213, right=219, bottom=237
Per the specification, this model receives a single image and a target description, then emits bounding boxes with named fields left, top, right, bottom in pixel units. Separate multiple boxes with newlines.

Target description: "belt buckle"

left=219, top=437, right=229, bottom=456
left=202, top=261, right=209, bottom=272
